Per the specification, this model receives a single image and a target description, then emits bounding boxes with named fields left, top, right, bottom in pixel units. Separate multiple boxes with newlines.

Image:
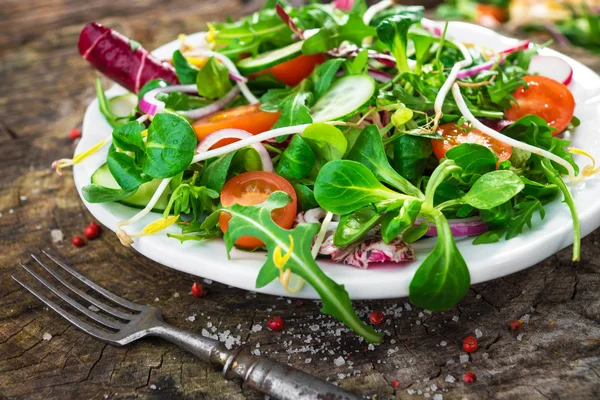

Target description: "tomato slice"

left=259, top=53, right=326, bottom=87
left=505, top=75, right=575, bottom=135
left=432, top=122, right=513, bottom=162
left=475, top=4, right=508, bottom=24
left=219, top=171, right=298, bottom=249
left=192, top=104, right=281, bottom=149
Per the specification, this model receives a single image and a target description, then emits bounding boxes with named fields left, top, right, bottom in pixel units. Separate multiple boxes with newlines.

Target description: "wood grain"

left=1, top=1, right=599, bottom=399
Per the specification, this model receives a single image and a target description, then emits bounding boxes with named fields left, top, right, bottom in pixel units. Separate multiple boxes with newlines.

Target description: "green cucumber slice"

left=310, top=75, right=376, bottom=122
left=236, top=41, right=303, bottom=74
left=91, top=163, right=171, bottom=211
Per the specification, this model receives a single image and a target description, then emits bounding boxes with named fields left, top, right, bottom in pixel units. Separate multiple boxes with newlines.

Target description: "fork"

left=12, top=251, right=361, bottom=400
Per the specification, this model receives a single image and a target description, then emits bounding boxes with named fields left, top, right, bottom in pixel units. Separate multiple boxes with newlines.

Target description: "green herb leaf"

left=461, top=170, right=525, bottom=210
left=196, top=56, right=233, bottom=99
left=293, top=183, right=319, bottom=211
left=314, top=160, right=403, bottom=215
left=112, top=121, right=145, bottom=153
left=220, top=191, right=383, bottom=343
left=276, top=135, right=316, bottom=180
left=129, top=39, right=141, bottom=52
left=376, top=15, right=415, bottom=73
left=142, top=113, right=198, bottom=178
left=393, top=134, right=432, bottom=183
left=445, top=143, right=498, bottom=176
left=173, top=50, right=200, bottom=84
left=302, top=14, right=376, bottom=54
left=200, top=151, right=237, bottom=192
left=334, top=206, right=381, bottom=247
left=473, top=228, right=507, bottom=245
left=505, top=199, right=545, bottom=240
left=82, top=184, right=137, bottom=203
left=346, top=49, right=369, bottom=75
left=313, top=58, right=345, bottom=99
left=302, top=123, right=347, bottom=162
left=138, top=79, right=169, bottom=101
left=380, top=199, right=422, bottom=243
left=409, top=210, right=470, bottom=311
left=107, top=151, right=150, bottom=191
left=479, top=201, right=513, bottom=228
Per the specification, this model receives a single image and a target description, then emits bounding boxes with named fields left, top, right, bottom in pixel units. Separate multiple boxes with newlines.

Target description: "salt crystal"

left=252, top=324, right=263, bottom=332
left=368, top=344, right=375, bottom=351
left=9, top=209, right=14, bottom=214
left=440, top=341, right=447, bottom=347
left=416, top=320, right=421, bottom=325
left=418, top=312, right=424, bottom=318
left=475, top=328, right=483, bottom=338
left=173, top=292, right=180, bottom=298
left=88, top=305, right=100, bottom=312
left=337, top=373, right=346, bottom=380
left=50, top=229, right=64, bottom=242
left=154, top=297, right=159, bottom=302
left=517, top=333, right=524, bottom=341
left=186, top=315, right=196, bottom=322
left=445, top=375, right=456, bottom=384
left=150, top=384, right=157, bottom=390
left=333, top=356, right=345, bottom=366
left=256, top=343, right=260, bottom=348
left=404, top=303, right=412, bottom=311
left=390, top=339, right=396, bottom=344
left=20, top=195, right=27, bottom=201
left=305, top=358, right=312, bottom=364
left=460, top=354, right=470, bottom=363
left=252, top=349, right=261, bottom=356
left=520, top=314, right=531, bottom=324
left=482, top=352, right=489, bottom=360
left=407, top=389, right=416, bottom=395
left=433, top=394, right=443, bottom=400
left=103, top=395, right=108, bottom=399
left=431, top=384, right=437, bottom=391
left=452, top=315, right=459, bottom=322
left=42, top=332, right=52, bottom=341
left=476, top=294, right=482, bottom=299
left=310, top=324, right=319, bottom=332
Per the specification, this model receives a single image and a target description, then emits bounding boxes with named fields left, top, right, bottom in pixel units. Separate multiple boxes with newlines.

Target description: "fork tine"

left=31, top=254, right=133, bottom=320
left=19, top=263, right=123, bottom=330
left=11, top=275, right=118, bottom=344
left=41, top=251, right=144, bottom=311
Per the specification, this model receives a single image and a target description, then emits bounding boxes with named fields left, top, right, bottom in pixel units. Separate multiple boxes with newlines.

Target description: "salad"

left=55, top=0, right=593, bottom=344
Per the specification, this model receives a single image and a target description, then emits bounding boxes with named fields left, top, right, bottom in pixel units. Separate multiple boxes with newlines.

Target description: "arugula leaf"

left=376, top=15, right=415, bottom=73
left=302, top=14, right=376, bottom=54
left=107, top=151, right=150, bottom=191
left=505, top=199, right=545, bottom=240
left=334, top=206, right=381, bottom=247
left=172, top=50, right=200, bottom=84
left=473, top=228, right=507, bottom=245
left=461, top=170, right=525, bottom=210
left=409, top=210, right=470, bottom=311
left=314, top=160, right=404, bottom=215
left=276, top=135, right=315, bottom=180
left=200, top=152, right=237, bottom=192
left=142, top=113, right=198, bottom=178
left=302, top=123, right=347, bottom=162
left=393, top=134, right=432, bottom=183
left=164, top=174, right=219, bottom=219
left=219, top=191, right=383, bottom=343
left=313, top=58, right=345, bottom=99
left=82, top=184, right=137, bottom=203
left=479, top=201, right=513, bottom=228
left=347, top=125, right=422, bottom=198
left=196, top=56, right=232, bottom=99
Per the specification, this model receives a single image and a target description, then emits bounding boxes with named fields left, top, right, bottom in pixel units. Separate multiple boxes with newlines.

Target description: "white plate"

left=74, top=21, right=600, bottom=300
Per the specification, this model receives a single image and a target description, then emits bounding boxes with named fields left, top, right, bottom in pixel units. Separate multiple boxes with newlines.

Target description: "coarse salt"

left=475, top=328, right=483, bottom=338
left=452, top=315, right=459, bottom=322
left=50, top=229, right=64, bottom=242
left=445, top=374, right=456, bottom=383
left=440, top=341, right=447, bottom=347
left=333, top=356, right=345, bottom=366
left=42, top=332, right=52, bottom=341
left=460, top=354, right=470, bottom=363
left=252, top=324, right=263, bottom=332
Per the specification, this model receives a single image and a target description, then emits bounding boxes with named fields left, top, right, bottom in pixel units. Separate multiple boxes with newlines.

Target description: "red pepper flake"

left=463, top=371, right=477, bottom=383
left=69, top=128, right=82, bottom=140
left=72, top=236, right=85, bottom=247
left=267, top=316, right=284, bottom=331
left=509, top=319, right=524, bottom=333
left=83, top=222, right=101, bottom=240
left=391, top=380, right=399, bottom=388
left=462, top=336, right=478, bottom=353
left=296, top=300, right=303, bottom=306
left=369, top=311, right=385, bottom=325
left=191, top=282, right=205, bottom=298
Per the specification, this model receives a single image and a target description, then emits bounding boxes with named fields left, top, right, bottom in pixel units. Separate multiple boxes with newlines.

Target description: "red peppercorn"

left=83, top=222, right=101, bottom=240
left=463, top=371, right=477, bottom=383
left=191, top=282, right=205, bottom=298
left=296, top=300, right=303, bottom=306
left=391, top=380, right=399, bottom=388
left=509, top=319, right=524, bottom=333
left=72, top=236, right=85, bottom=247
left=462, top=336, right=478, bottom=353
left=69, top=128, right=82, bottom=140
left=267, top=316, right=284, bottom=331
left=369, top=311, right=385, bottom=325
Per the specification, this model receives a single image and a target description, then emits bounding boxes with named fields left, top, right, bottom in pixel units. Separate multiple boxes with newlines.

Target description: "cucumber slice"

left=91, top=164, right=171, bottom=211
left=236, top=41, right=303, bottom=74
left=310, top=75, right=376, bottom=122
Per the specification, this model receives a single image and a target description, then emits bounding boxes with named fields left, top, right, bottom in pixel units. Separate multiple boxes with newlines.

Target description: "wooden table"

left=1, top=1, right=600, bottom=399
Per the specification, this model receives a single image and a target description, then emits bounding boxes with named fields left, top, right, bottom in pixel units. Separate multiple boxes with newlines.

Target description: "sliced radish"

left=529, top=55, right=573, bottom=86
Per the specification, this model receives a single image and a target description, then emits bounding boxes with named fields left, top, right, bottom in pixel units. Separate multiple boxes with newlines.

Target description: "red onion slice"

left=276, top=3, right=304, bottom=39
left=195, top=128, right=273, bottom=172
left=456, top=41, right=531, bottom=79
left=368, top=69, right=393, bottom=82
left=416, top=216, right=488, bottom=237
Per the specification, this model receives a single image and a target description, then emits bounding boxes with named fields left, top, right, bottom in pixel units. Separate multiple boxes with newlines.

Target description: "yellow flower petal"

left=273, top=235, right=294, bottom=269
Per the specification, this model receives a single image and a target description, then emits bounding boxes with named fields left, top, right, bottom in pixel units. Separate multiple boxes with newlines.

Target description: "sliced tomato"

left=432, top=122, right=512, bottom=162
left=192, top=104, right=281, bottom=148
left=258, top=53, right=326, bottom=87
left=219, top=171, right=297, bottom=249
left=505, top=75, right=575, bottom=135
left=475, top=4, right=508, bottom=24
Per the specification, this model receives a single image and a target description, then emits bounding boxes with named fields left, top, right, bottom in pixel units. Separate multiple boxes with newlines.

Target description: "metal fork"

left=12, top=251, right=360, bottom=400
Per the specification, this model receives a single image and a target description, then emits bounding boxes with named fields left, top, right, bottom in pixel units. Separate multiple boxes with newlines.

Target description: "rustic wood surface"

left=1, top=1, right=600, bottom=399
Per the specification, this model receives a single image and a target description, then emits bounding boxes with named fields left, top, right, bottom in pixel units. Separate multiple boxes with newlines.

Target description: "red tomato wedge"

left=505, top=75, right=575, bottom=135
left=219, top=171, right=297, bottom=249
left=432, top=122, right=513, bottom=162
left=257, top=53, right=326, bottom=87
left=192, top=104, right=280, bottom=149
left=475, top=4, right=508, bottom=24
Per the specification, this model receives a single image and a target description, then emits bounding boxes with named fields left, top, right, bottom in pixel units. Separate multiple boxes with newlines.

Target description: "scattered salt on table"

left=445, top=375, right=456, bottom=383
left=475, top=328, right=483, bottom=338
left=333, top=356, right=345, bottom=366
left=42, top=332, right=52, bottom=341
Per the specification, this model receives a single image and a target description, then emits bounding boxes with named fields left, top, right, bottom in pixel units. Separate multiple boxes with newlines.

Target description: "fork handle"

left=151, top=325, right=360, bottom=400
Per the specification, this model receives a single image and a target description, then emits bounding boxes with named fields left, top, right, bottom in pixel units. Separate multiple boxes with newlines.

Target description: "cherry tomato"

left=192, top=104, right=281, bottom=148
left=219, top=171, right=297, bottom=249
left=505, top=75, right=575, bottom=134
left=258, top=53, right=326, bottom=87
left=462, top=336, right=478, bottom=353
left=476, top=4, right=508, bottom=24
left=431, top=122, right=512, bottom=162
